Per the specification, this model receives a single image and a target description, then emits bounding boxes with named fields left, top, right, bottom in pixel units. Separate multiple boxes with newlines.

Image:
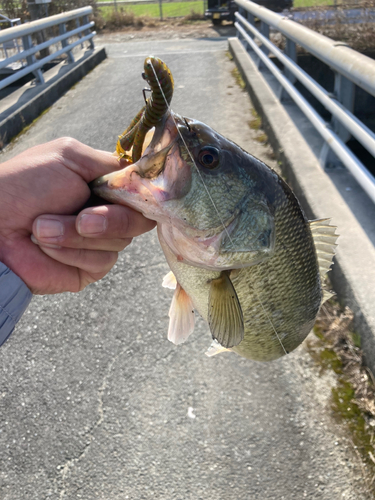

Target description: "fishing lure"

left=116, top=56, right=174, bottom=163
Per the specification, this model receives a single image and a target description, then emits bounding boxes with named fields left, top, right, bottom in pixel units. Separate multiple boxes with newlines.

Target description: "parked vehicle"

left=204, top=0, right=293, bottom=25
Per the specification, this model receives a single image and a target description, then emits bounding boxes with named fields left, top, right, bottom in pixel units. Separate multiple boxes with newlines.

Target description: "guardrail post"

left=59, top=22, right=75, bottom=63
left=284, top=38, right=297, bottom=84
left=76, top=18, right=84, bottom=49
left=320, top=73, right=356, bottom=169
left=21, top=34, right=44, bottom=84
left=237, top=8, right=245, bottom=41
left=257, top=21, right=269, bottom=69
left=246, top=11, right=255, bottom=39
left=333, top=72, right=355, bottom=143
left=279, top=38, right=297, bottom=101
left=319, top=141, right=342, bottom=170
left=260, top=21, right=269, bottom=55
left=82, top=14, right=94, bottom=49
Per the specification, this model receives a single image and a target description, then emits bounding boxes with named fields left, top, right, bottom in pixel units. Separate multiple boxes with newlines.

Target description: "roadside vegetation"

left=307, top=300, right=375, bottom=496
left=294, top=0, right=336, bottom=6
left=94, top=7, right=204, bottom=30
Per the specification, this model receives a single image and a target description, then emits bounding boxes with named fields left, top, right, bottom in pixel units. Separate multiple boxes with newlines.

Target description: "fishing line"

left=149, top=60, right=288, bottom=356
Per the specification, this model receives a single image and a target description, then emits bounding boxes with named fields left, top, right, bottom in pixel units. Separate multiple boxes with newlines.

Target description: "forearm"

left=0, top=262, right=32, bottom=347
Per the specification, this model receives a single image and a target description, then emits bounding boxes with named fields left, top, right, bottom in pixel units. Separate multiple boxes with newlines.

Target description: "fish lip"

left=132, top=111, right=188, bottom=178
left=89, top=177, right=108, bottom=191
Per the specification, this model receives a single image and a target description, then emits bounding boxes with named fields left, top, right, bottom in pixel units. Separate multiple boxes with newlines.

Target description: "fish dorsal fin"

left=168, top=284, right=195, bottom=345
left=208, top=272, right=244, bottom=348
left=309, top=218, right=338, bottom=279
left=322, top=289, right=335, bottom=302
left=309, top=219, right=338, bottom=303
left=162, top=270, right=177, bottom=290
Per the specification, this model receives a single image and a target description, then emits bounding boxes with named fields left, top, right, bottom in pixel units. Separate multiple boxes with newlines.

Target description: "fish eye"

left=198, top=147, right=220, bottom=170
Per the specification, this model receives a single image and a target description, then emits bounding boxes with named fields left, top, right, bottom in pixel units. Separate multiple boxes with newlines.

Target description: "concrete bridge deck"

left=0, top=37, right=372, bottom=499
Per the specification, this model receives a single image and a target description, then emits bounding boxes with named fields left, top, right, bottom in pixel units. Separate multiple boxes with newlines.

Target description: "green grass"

left=99, top=1, right=204, bottom=19
left=293, top=0, right=337, bottom=7
left=98, top=0, right=341, bottom=21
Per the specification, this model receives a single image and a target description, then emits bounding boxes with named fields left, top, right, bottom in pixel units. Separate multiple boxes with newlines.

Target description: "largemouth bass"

left=92, top=110, right=337, bottom=362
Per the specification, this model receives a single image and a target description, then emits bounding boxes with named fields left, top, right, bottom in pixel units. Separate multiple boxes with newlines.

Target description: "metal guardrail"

left=0, top=7, right=95, bottom=92
left=234, top=0, right=375, bottom=204
left=0, top=14, right=22, bottom=59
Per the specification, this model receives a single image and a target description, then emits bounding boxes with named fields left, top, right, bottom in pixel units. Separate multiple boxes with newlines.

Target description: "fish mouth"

left=91, top=112, right=193, bottom=221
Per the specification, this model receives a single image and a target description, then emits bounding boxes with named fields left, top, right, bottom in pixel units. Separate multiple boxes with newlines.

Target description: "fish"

left=92, top=111, right=338, bottom=362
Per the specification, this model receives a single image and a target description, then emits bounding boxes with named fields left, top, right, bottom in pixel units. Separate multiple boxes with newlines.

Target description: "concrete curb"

left=229, top=37, right=375, bottom=373
left=0, top=47, right=106, bottom=147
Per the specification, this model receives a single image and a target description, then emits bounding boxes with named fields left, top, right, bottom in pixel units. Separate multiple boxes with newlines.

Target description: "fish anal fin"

left=208, top=272, right=244, bottom=348
left=168, top=284, right=195, bottom=345
left=309, top=219, right=339, bottom=278
left=162, top=270, right=177, bottom=290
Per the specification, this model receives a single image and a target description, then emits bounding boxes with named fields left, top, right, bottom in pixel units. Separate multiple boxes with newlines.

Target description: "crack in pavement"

left=56, top=345, right=129, bottom=499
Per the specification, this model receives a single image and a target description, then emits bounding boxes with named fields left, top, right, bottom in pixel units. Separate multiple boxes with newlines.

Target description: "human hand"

left=0, top=138, right=155, bottom=294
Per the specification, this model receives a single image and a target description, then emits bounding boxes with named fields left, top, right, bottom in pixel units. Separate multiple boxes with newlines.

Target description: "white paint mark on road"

left=188, top=407, right=196, bottom=419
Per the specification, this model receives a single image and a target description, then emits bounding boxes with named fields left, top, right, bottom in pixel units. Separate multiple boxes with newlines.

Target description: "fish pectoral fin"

left=168, top=284, right=195, bottom=345
left=208, top=272, right=244, bottom=348
left=162, top=270, right=177, bottom=290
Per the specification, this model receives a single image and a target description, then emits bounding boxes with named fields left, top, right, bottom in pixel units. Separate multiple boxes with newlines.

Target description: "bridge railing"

left=234, top=0, right=375, bottom=204
left=0, top=7, right=95, bottom=92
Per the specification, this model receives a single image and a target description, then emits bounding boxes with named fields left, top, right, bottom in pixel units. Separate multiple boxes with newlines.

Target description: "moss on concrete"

left=307, top=301, right=375, bottom=494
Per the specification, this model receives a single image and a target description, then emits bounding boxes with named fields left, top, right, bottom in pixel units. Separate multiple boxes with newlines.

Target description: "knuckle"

left=120, top=209, right=131, bottom=235
left=87, top=250, right=118, bottom=274
left=112, top=208, right=131, bottom=237
left=54, top=137, right=80, bottom=155
left=105, top=251, right=118, bottom=270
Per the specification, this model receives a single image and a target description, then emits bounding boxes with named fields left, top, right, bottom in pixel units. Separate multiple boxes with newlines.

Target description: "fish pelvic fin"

left=168, top=284, right=195, bottom=345
left=162, top=270, right=177, bottom=290
left=208, top=272, right=244, bottom=349
left=309, top=218, right=339, bottom=303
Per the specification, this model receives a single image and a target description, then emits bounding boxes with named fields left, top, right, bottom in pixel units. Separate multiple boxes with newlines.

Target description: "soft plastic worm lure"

left=116, top=56, right=174, bottom=163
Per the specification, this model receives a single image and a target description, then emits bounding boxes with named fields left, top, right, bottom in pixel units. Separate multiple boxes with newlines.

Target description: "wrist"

left=0, top=262, right=33, bottom=347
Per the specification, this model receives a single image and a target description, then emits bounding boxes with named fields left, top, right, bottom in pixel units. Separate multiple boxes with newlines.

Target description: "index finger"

left=52, top=137, right=132, bottom=182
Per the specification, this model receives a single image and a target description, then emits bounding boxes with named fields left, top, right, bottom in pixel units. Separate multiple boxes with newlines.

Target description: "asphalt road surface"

left=0, top=38, right=370, bottom=500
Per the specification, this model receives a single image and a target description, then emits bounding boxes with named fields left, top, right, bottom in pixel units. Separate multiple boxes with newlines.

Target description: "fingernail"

left=36, top=219, right=63, bottom=239
left=31, top=234, right=61, bottom=249
left=78, top=214, right=107, bottom=235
